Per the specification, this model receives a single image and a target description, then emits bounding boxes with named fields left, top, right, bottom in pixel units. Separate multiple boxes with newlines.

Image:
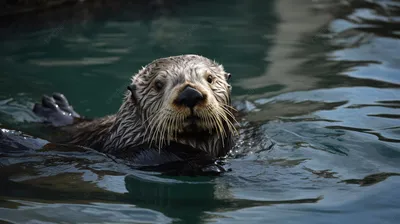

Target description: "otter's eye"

left=154, top=80, right=163, bottom=91
left=207, top=75, right=213, bottom=84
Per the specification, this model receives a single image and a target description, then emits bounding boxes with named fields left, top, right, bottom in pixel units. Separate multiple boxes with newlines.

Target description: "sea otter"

left=33, top=54, right=238, bottom=170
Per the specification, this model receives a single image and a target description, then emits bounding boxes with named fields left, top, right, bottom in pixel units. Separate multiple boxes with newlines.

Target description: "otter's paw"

left=33, top=93, right=81, bottom=127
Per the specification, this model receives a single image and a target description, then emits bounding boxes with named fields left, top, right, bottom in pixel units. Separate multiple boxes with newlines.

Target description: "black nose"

left=176, top=86, right=204, bottom=108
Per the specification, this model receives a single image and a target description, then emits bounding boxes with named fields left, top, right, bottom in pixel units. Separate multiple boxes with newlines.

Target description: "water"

left=0, top=0, right=400, bottom=223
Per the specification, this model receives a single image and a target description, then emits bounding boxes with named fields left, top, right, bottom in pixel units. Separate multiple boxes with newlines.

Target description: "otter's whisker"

left=221, top=103, right=238, bottom=112
left=175, top=113, right=181, bottom=140
left=142, top=112, right=157, bottom=128
left=175, top=111, right=184, bottom=140
left=143, top=110, right=162, bottom=146
left=221, top=105, right=238, bottom=124
left=205, top=106, right=219, bottom=135
left=220, top=107, right=240, bottom=135
left=221, top=105, right=237, bottom=120
left=159, top=112, right=171, bottom=148
left=215, top=108, right=228, bottom=137
left=218, top=106, right=236, bottom=135
left=215, top=111, right=229, bottom=147
left=165, top=110, right=174, bottom=144
left=219, top=108, right=237, bottom=134
left=199, top=111, right=207, bottom=132
left=174, top=111, right=184, bottom=141
left=165, top=114, right=173, bottom=145
left=147, top=110, right=166, bottom=149
left=142, top=120, right=155, bottom=146
left=160, top=110, right=173, bottom=149
left=171, top=112, right=178, bottom=141
left=203, top=108, right=214, bottom=134
left=169, top=109, right=178, bottom=142
left=155, top=113, right=167, bottom=151
left=143, top=110, right=160, bottom=135
left=207, top=106, right=226, bottom=144
left=147, top=117, right=159, bottom=149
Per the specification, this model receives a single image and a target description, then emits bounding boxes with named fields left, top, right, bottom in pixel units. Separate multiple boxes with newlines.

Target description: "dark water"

left=1, top=0, right=400, bottom=223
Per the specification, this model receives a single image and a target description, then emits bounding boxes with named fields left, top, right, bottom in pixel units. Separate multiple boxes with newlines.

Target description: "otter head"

left=121, top=54, right=237, bottom=157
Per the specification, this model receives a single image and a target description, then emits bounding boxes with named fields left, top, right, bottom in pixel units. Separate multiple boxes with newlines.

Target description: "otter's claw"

left=33, top=93, right=81, bottom=127
left=51, top=93, right=80, bottom=117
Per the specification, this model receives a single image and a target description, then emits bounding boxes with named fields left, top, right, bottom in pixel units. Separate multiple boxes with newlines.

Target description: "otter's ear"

left=127, top=84, right=138, bottom=103
left=225, top=73, right=231, bottom=81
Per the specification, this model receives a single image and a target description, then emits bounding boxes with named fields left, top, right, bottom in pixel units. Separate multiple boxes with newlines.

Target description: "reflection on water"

left=0, top=0, right=400, bottom=223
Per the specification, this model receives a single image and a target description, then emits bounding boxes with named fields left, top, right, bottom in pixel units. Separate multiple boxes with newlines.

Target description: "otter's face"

left=128, top=55, right=237, bottom=152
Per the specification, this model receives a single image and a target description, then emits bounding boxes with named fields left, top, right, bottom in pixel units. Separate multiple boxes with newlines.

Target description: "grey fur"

left=61, top=54, right=236, bottom=158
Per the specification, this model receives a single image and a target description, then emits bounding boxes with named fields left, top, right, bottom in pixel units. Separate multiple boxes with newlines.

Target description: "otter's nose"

left=176, top=86, right=204, bottom=108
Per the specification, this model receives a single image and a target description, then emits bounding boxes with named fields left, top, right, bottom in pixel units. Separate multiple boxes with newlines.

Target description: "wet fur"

left=44, top=55, right=237, bottom=158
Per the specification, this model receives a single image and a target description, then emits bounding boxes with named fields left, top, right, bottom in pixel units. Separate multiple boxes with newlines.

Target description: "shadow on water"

left=0, top=0, right=400, bottom=223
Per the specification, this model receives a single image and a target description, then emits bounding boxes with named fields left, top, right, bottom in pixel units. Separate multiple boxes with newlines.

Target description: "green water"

left=1, top=0, right=400, bottom=223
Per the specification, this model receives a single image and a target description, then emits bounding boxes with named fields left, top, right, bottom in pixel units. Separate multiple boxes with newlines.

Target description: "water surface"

left=0, top=0, right=400, bottom=223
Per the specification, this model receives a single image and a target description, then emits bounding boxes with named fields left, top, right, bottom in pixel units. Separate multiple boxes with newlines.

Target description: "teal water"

left=1, top=0, right=400, bottom=223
